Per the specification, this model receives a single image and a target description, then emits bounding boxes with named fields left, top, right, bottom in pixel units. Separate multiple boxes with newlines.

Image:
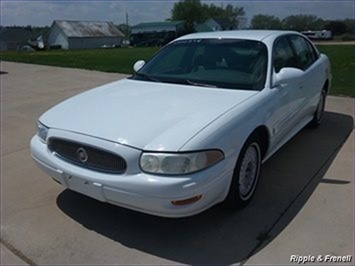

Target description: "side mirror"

left=273, top=67, right=304, bottom=87
left=133, top=60, right=145, bottom=72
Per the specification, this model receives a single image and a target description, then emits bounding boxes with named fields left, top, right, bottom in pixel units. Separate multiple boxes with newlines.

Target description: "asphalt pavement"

left=1, top=61, right=353, bottom=265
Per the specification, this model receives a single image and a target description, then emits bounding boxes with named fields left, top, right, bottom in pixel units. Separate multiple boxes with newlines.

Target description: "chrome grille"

left=49, top=138, right=127, bottom=174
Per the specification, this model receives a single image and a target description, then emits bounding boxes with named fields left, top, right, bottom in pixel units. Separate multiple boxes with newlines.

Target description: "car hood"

left=40, top=79, right=257, bottom=151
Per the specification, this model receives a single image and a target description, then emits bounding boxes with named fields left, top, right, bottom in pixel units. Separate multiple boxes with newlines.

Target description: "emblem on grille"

left=77, top=147, right=88, bottom=163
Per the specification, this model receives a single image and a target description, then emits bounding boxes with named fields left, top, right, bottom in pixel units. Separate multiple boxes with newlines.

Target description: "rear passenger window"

left=273, top=37, right=297, bottom=73
left=289, top=36, right=316, bottom=70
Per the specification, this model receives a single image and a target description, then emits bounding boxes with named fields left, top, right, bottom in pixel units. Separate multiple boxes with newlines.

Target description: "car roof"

left=176, top=30, right=299, bottom=42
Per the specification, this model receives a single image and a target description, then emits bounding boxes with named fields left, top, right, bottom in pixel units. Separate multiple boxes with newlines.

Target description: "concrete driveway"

left=1, top=62, right=353, bottom=265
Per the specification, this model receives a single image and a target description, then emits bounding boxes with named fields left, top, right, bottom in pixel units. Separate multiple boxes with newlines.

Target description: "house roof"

left=132, top=21, right=185, bottom=29
left=53, top=20, right=124, bottom=38
left=195, top=23, right=213, bottom=32
left=210, top=18, right=234, bottom=29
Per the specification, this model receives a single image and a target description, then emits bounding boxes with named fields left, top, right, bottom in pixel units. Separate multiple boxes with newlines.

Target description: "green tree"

left=250, top=14, right=282, bottom=29
left=171, top=0, right=204, bottom=32
left=171, top=0, right=245, bottom=33
left=309, top=18, right=326, bottom=30
left=343, top=18, right=355, bottom=34
left=224, top=4, right=245, bottom=27
left=282, top=14, right=325, bottom=31
left=325, top=20, right=348, bottom=35
left=201, top=3, right=223, bottom=19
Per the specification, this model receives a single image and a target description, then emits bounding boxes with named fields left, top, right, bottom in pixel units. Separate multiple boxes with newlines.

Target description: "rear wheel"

left=224, top=135, right=262, bottom=208
left=309, top=90, right=326, bottom=128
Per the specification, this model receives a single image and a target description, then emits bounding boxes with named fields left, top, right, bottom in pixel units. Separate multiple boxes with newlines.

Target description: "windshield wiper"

left=134, top=72, right=161, bottom=82
left=184, top=79, right=217, bottom=88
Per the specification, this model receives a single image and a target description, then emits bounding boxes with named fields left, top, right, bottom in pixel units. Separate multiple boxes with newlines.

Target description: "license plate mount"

left=66, top=175, right=105, bottom=202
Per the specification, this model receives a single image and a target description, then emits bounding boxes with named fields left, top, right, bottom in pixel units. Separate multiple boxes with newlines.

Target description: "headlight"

left=140, top=150, right=224, bottom=175
left=37, top=121, right=49, bottom=142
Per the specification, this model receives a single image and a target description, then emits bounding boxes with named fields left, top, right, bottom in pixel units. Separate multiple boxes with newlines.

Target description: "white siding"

left=48, top=21, right=124, bottom=49
left=48, top=24, right=69, bottom=49
left=205, top=19, right=222, bottom=31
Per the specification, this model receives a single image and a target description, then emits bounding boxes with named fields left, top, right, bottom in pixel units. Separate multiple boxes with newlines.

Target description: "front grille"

left=49, top=138, right=127, bottom=174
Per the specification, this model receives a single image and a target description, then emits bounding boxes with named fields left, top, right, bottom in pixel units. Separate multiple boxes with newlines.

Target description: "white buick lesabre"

left=31, top=30, right=331, bottom=217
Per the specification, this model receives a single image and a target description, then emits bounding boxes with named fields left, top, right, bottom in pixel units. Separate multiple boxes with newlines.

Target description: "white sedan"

left=31, top=30, right=331, bottom=217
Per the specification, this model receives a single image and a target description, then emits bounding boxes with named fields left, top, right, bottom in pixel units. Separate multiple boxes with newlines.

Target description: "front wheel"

left=224, top=136, right=262, bottom=208
left=309, top=90, right=326, bottom=128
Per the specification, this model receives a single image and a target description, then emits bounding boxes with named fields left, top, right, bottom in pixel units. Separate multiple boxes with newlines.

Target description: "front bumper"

left=30, top=130, right=233, bottom=217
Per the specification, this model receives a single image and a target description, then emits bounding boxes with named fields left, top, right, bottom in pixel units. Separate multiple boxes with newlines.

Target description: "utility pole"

left=124, top=12, right=130, bottom=39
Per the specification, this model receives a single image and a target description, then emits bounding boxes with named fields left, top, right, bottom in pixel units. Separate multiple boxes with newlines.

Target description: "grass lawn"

left=1, top=45, right=353, bottom=97
left=317, top=45, right=354, bottom=97
left=0, top=47, right=160, bottom=74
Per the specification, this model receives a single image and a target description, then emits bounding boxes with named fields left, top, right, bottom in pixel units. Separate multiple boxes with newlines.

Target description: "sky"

left=1, top=0, right=354, bottom=27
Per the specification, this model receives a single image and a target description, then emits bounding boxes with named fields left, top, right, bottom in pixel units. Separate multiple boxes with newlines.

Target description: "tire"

left=224, top=135, right=262, bottom=209
left=309, top=90, right=326, bottom=128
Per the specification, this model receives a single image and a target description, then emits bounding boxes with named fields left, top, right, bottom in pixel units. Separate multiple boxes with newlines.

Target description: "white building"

left=301, top=30, right=332, bottom=40
left=48, top=20, right=124, bottom=49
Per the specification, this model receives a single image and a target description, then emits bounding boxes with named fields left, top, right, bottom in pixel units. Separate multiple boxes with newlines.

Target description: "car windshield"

left=132, top=38, right=268, bottom=91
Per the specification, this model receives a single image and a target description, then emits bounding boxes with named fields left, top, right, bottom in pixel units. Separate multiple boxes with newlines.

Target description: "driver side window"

left=273, top=37, right=297, bottom=73
left=289, top=35, right=316, bottom=70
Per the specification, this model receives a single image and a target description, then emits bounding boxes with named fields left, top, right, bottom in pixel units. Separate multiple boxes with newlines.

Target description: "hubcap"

left=239, top=143, right=260, bottom=200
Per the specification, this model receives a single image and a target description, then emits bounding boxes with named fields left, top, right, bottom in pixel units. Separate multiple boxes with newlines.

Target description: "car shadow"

left=56, top=111, right=353, bottom=265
